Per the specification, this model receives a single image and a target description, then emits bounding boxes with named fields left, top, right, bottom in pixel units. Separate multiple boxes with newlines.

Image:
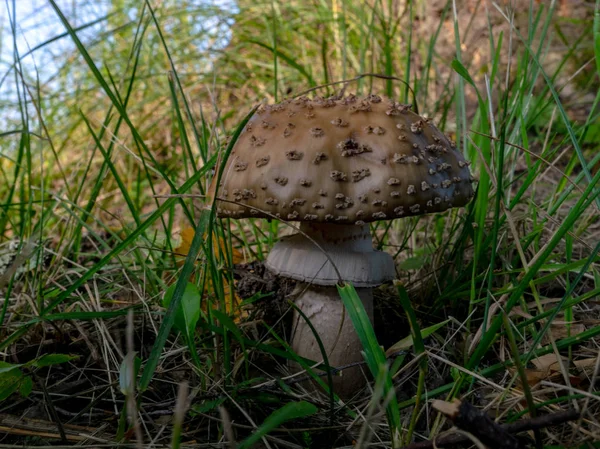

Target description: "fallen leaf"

left=175, top=227, right=245, bottom=265
left=515, top=353, right=564, bottom=386
left=548, top=321, right=586, bottom=340
left=174, top=227, right=195, bottom=258
left=173, top=227, right=247, bottom=322
left=531, top=353, right=563, bottom=374
left=520, top=353, right=597, bottom=386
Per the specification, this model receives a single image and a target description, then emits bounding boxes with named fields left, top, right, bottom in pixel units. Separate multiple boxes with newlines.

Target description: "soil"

left=234, top=260, right=297, bottom=328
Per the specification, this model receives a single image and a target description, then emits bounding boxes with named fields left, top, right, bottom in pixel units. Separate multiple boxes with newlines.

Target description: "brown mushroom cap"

left=213, top=94, right=475, bottom=224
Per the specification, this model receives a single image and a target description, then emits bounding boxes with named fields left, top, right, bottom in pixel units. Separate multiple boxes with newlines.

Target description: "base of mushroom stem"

left=289, top=284, right=374, bottom=398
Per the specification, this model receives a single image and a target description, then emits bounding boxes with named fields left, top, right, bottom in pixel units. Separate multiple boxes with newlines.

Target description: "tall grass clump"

left=0, top=0, right=599, bottom=447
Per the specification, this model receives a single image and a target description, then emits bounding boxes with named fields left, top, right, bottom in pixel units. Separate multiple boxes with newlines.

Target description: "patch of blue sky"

left=0, top=0, right=236, bottom=138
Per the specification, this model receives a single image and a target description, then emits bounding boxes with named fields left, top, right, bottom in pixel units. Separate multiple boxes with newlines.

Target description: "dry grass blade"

left=1, top=1, right=598, bottom=447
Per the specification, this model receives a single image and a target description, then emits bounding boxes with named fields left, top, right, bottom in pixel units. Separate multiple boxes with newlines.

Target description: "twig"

left=433, top=399, right=520, bottom=449
left=35, top=374, right=68, bottom=443
left=125, top=310, right=143, bottom=449
left=0, top=413, right=112, bottom=443
left=399, top=400, right=580, bottom=449
left=171, top=381, right=189, bottom=449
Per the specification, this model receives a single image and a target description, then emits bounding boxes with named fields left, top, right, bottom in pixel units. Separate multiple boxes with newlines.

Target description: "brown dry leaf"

left=517, top=354, right=564, bottom=386
left=519, top=353, right=597, bottom=387
left=573, top=358, right=598, bottom=374
left=548, top=322, right=586, bottom=340
left=509, top=303, right=587, bottom=343
left=531, top=353, right=563, bottom=374
left=521, top=368, right=546, bottom=386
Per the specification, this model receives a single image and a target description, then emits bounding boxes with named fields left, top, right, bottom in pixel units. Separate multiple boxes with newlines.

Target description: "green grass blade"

left=138, top=105, right=257, bottom=391
left=247, top=39, right=316, bottom=87
left=47, top=0, right=194, bottom=222
left=468, top=173, right=600, bottom=369
left=595, top=0, right=600, bottom=78
left=337, top=283, right=401, bottom=446
left=238, top=401, right=318, bottom=449
left=396, top=284, right=426, bottom=444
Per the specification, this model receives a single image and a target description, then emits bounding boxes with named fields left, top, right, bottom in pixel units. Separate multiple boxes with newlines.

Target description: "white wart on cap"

left=213, top=94, right=475, bottom=224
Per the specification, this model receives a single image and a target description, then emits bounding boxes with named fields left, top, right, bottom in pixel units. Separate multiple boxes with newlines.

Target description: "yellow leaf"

left=175, top=227, right=245, bottom=265
left=175, top=227, right=195, bottom=257
left=173, top=227, right=247, bottom=322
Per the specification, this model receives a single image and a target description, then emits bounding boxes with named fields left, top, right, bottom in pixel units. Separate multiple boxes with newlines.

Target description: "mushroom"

left=211, top=94, right=474, bottom=397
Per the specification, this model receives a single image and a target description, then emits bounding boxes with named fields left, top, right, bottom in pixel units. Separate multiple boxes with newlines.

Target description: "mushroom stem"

left=266, top=222, right=395, bottom=396
left=290, top=284, right=373, bottom=397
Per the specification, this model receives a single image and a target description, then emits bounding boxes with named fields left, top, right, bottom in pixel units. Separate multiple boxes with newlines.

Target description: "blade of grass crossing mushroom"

left=289, top=300, right=335, bottom=425
left=337, top=283, right=401, bottom=446
left=262, top=321, right=348, bottom=401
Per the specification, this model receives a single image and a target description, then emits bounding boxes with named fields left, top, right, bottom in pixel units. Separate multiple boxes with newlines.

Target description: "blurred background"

left=2, top=1, right=596, bottom=237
